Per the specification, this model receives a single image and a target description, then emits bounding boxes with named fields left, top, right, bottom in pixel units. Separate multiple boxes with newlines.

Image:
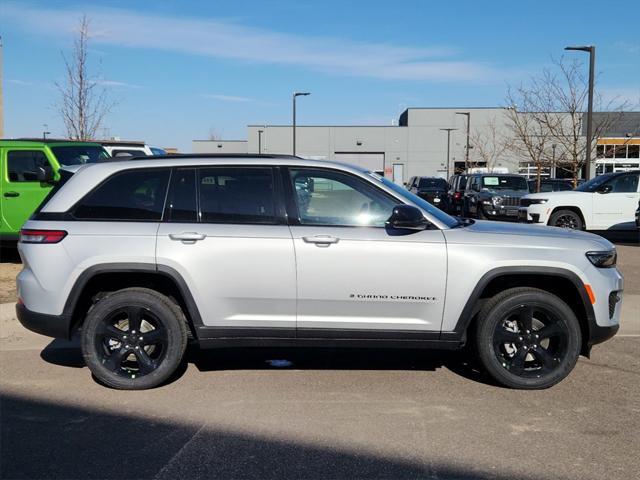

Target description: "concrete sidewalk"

left=2, top=296, right=637, bottom=352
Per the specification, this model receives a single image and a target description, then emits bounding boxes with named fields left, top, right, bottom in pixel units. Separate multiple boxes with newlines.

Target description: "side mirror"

left=36, top=165, right=55, bottom=184
left=597, top=184, right=613, bottom=194
left=385, top=205, right=428, bottom=231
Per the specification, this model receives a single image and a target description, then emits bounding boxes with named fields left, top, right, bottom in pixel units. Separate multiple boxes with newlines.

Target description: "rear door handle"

left=3, top=191, right=19, bottom=198
left=302, top=235, right=340, bottom=247
left=169, top=232, right=206, bottom=243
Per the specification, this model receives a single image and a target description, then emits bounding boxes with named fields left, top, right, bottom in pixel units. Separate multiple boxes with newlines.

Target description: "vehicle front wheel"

left=549, top=209, right=583, bottom=230
left=474, top=287, right=581, bottom=389
left=81, top=288, right=188, bottom=390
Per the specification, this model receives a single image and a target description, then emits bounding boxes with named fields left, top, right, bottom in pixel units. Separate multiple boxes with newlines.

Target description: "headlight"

left=529, top=199, right=548, bottom=205
left=492, top=196, right=503, bottom=206
left=586, top=250, right=617, bottom=268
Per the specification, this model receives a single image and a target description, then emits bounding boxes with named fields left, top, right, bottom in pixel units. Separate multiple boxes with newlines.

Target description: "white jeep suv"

left=519, top=170, right=640, bottom=231
left=16, top=155, right=623, bottom=390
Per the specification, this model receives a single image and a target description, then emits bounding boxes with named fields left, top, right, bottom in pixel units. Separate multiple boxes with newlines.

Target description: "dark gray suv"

left=464, top=174, right=530, bottom=220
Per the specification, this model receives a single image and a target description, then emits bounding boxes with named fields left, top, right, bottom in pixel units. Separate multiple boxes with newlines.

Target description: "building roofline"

left=193, top=139, right=247, bottom=142
left=246, top=125, right=400, bottom=128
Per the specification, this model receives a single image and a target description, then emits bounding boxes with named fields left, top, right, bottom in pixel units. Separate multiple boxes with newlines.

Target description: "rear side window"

left=74, top=169, right=170, bottom=221
left=165, top=168, right=198, bottom=222
left=198, top=167, right=277, bottom=224
left=7, top=150, right=51, bottom=182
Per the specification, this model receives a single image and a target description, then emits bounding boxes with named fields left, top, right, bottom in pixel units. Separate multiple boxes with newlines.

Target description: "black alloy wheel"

left=475, top=287, right=581, bottom=389
left=81, top=288, right=188, bottom=390
left=549, top=209, right=583, bottom=230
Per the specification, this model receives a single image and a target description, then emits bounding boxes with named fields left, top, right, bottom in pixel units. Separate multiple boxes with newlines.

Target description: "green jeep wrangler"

left=0, top=139, right=109, bottom=242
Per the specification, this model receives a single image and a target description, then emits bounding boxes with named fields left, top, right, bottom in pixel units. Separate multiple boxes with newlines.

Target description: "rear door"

left=156, top=166, right=296, bottom=333
left=1, top=148, right=54, bottom=234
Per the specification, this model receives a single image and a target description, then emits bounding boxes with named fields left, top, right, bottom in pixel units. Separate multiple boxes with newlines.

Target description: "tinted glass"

left=481, top=176, right=528, bottom=190
left=166, top=169, right=197, bottom=222
left=111, top=149, right=147, bottom=157
left=198, top=167, right=276, bottom=224
left=74, top=169, right=170, bottom=220
left=50, top=146, right=109, bottom=165
left=607, top=173, right=639, bottom=193
left=291, top=169, right=396, bottom=227
left=628, top=145, right=639, bottom=159
left=577, top=173, right=616, bottom=192
left=150, top=147, right=167, bottom=155
left=418, top=178, right=447, bottom=189
left=7, top=150, right=50, bottom=182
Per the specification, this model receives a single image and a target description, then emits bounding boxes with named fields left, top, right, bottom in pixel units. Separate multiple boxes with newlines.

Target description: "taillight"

left=453, top=192, right=462, bottom=200
left=19, top=229, right=67, bottom=244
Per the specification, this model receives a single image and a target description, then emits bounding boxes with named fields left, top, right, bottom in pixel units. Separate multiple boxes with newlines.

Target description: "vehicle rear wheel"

left=549, top=209, right=583, bottom=230
left=474, top=287, right=581, bottom=389
left=81, top=287, right=188, bottom=390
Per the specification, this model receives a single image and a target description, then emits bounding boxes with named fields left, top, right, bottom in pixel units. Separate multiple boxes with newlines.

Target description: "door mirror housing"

left=597, top=184, right=613, bottom=194
left=36, top=165, right=55, bottom=184
left=386, top=205, right=428, bottom=231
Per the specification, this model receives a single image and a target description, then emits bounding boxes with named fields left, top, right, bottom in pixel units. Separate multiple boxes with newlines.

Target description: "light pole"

left=258, top=129, right=263, bottom=154
left=42, top=124, right=50, bottom=140
left=565, top=45, right=595, bottom=180
left=292, top=92, right=310, bottom=156
left=440, top=128, right=458, bottom=178
left=455, top=112, right=471, bottom=167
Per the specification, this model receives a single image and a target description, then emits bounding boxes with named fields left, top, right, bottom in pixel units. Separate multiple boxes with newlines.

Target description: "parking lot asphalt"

left=0, top=236, right=638, bottom=480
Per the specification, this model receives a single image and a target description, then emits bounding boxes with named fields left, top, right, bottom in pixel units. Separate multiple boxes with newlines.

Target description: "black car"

left=527, top=178, right=574, bottom=193
left=407, top=176, right=449, bottom=210
left=447, top=174, right=468, bottom=215
left=463, top=174, right=529, bottom=220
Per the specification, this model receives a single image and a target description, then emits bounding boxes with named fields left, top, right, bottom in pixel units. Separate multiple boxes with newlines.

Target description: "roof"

left=0, top=138, right=103, bottom=145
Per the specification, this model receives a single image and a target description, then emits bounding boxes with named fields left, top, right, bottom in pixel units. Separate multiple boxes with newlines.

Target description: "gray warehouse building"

left=193, top=107, right=640, bottom=184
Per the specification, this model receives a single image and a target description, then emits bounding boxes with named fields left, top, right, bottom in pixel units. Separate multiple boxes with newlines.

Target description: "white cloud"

left=93, top=79, right=141, bottom=88
left=2, top=3, right=504, bottom=83
left=8, top=79, right=35, bottom=86
left=615, top=41, right=640, bottom=55
left=204, top=94, right=253, bottom=102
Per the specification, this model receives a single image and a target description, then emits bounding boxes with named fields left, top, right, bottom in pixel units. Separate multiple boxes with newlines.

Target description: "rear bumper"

left=15, top=303, right=73, bottom=339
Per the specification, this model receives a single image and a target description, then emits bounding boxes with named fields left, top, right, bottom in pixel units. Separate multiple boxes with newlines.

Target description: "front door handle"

left=169, top=232, right=206, bottom=244
left=3, top=191, right=19, bottom=198
left=302, top=235, right=340, bottom=247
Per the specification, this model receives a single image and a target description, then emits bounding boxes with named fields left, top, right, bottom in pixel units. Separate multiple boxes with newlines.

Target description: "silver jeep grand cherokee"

left=16, top=155, right=623, bottom=390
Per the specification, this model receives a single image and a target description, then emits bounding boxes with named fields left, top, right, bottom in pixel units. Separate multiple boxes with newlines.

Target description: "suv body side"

left=17, top=158, right=621, bottom=348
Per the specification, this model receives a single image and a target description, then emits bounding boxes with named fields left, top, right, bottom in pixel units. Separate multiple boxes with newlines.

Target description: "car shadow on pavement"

left=39, top=341, right=499, bottom=388
left=0, top=244, right=21, bottom=263
left=1, top=391, right=538, bottom=480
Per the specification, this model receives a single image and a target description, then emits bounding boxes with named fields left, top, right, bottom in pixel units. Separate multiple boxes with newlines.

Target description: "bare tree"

left=510, top=58, right=628, bottom=187
left=469, top=117, right=509, bottom=171
left=504, top=89, right=554, bottom=193
left=207, top=128, right=221, bottom=141
left=56, top=15, right=115, bottom=140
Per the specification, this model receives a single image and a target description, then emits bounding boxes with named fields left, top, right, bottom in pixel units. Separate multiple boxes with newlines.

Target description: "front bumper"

left=16, top=303, right=73, bottom=339
left=481, top=204, right=520, bottom=218
left=518, top=205, right=551, bottom=225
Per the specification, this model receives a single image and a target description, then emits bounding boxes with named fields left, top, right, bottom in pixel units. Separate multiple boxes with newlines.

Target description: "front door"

left=285, top=167, right=447, bottom=337
left=592, top=172, right=640, bottom=229
left=1, top=149, right=54, bottom=235
left=156, top=166, right=297, bottom=332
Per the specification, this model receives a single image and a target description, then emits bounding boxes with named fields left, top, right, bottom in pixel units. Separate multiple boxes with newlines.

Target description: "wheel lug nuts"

left=139, top=337, right=143, bottom=341
left=519, top=337, right=523, bottom=341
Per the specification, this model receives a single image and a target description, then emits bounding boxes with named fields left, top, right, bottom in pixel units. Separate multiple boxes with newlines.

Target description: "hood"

left=524, top=190, right=583, bottom=199
left=447, top=219, right=614, bottom=250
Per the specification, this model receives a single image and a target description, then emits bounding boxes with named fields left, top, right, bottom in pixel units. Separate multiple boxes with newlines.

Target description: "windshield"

left=481, top=176, right=528, bottom=191
left=418, top=178, right=447, bottom=190
left=576, top=173, right=615, bottom=192
left=51, top=145, right=110, bottom=166
left=370, top=173, right=460, bottom=228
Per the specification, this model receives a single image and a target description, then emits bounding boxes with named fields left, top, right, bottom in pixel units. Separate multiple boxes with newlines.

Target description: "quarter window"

left=289, top=169, right=396, bottom=227
left=7, top=150, right=51, bottom=182
left=74, top=169, right=170, bottom=220
left=198, top=167, right=277, bottom=224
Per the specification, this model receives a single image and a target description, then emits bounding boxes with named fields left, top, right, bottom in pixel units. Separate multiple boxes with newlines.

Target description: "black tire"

left=81, top=287, right=188, bottom=390
left=474, top=287, right=581, bottom=389
left=549, top=209, right=583, bottom=230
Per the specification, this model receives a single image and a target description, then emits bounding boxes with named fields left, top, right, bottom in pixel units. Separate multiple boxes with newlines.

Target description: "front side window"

left=290, top=169, right=396, bottom=227
left=50, top=146, right=109, bottom=165
left=7, top=150, right=51, bottom=182
left=198, top=167, right=276, bottom=224
left=606, top=173, right=639, bottom=193
left=74, top=169, right=170, bottom=220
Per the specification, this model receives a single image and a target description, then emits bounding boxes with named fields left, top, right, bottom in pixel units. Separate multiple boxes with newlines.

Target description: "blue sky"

left=2, top=0, right=639, bottom=151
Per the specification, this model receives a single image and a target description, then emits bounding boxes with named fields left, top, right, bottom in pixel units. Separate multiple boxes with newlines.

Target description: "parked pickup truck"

left=0, top=139, right=109, bottom=243
left=16, top=155, right=622, bottom=390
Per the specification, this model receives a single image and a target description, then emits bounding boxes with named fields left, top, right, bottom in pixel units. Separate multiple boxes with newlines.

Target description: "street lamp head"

left=565, top=45, right=593, bottom=52
left=455, top=112, right=470, bottom=116
left=294, top=92, right=311, bottom=97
